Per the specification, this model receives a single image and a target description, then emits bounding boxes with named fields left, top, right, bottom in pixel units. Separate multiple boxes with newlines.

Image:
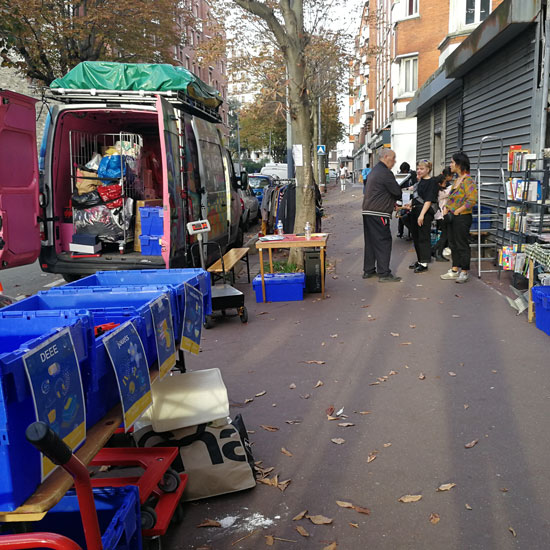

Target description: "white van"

left=260, top=163, right=289, bottom=180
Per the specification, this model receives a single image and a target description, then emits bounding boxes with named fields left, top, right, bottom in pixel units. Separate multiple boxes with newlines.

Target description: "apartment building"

left=350, top=0, right=503, bottom=174
left=176, top=0, right=229, bottom=128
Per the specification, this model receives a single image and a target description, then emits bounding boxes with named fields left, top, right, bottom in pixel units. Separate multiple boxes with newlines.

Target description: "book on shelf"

left=499, top=244, right=525, bottom=271
left=506, top=178, right=542, bottom=202
left=504, top=206, right=524, bottom=232
left=507, top=147, right=533, bottom=172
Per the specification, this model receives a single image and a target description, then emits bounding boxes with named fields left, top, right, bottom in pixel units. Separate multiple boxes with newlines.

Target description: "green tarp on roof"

left=50, top=61, right=223, bottom=108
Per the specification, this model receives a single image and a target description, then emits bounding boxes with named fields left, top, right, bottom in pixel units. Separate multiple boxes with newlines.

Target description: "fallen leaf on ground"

left=197, top=519, right=221, bottom=528
left=429, top=513, right=441, bottom=525
left=409, top=324, right=416, bottom=328
left=257, top=311, right=269, bottom=315
left=361, top=305, right=369, bottom=308
left=247, top=430, right=255, bottom=434
left=300, top=393, right=311, bottom=399
left=301, top=360, right=326, bottom=365
left=464, top=404, right=469, bottom=409
left=336, top=501, right=354, bottom=508
left=281, top=447, right=293, bottom=457
left=314, top=380, right=324, bottom=388
left=285, top=419, right=302, bottom=424
left=265, top=535, right=274, bottom=546
left=389, top=370, right=398, bottom=375
left=295, top=525, right=309, bottom=537
left=326, top=406, right=335, bottom=416
left=452, top=314, right=460, bottom=318
left=289, top=383, right=296, bottom=389
left=330, top=334, right=338, bottom=338
left=500, top=487, right=509, bottom=492
left=260, top=425, right=279, bottom=432
left=390, top=332, right=399, bottom=337
left=255, top=390, right=266, bottom=397
left=244, top=398, right=254, bottom=404
left=338, top=422, right=355, bottom=427
left=491, top=370, right=497, bottom=374
left=399, top=495, right=422, bottom=503
left=377, top=378, right=385, bottom=382
left=465, top=439, right=479, bottom=449
left=323, top=543, right=338, bottom=550
left=349, top=522, right=359, bottom=528
left=292, top=510, right=307, bottom=521
left=455, top=294, right=462, bottom=298
left=336, top=407, right=344, bottom=416
left=369, top=382, right=380, bottom=386
left=509, top=527, right=517, bottom=537
left=327, top=415, right=341, bottom=421
left=448, top=372, right=457, bottom=377
left=419, top=373, right=426, bottom=380
left=401, top=342, right=412, bottom=346
left=278, top=479, right=291, bottom=492
left=368, top=317, right=377, bottom=321
left=353, top=505, right=371, bottom=515
left=358, top=411, right=372, bottom=415
left=331, top=438, right=345, bottom=445
left=383, top=443, right=392, bottom=448
left=367, top=453, right=377, bottom=463
left=307, top=515, right=333, bottom=525
left=437, top=483, right=456, bottom=492
left=465, top=504, right=472, bottom=510
left=321, top=341, right=326, bottom=346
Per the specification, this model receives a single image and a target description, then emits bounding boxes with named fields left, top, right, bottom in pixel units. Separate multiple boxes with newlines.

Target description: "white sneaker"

left=456, top=271, right=470, bottom=284
left=440, top=269, right=459, bottom=280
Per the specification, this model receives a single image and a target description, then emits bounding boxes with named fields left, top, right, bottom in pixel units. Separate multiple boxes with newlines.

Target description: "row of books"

left=499, top=245, right=526, bottom=272
left=508, top=146, right=536, bottom=172
left=506, top=178, right=542, bottom=202
left=504, top=207, right=525, bottom=232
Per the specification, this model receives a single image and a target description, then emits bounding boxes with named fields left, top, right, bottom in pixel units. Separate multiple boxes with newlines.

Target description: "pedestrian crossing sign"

left=317, top=145, right=326, bottom=155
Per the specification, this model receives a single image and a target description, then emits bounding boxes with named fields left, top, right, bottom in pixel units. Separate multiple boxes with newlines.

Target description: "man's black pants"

left=363, top=214, right=392, bottom=277
left=409, top=206, right=434, bottom=264
left=448, top=213, right=472, bottom=270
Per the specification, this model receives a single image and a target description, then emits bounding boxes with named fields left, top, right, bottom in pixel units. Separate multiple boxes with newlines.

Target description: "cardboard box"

left=134, top=199, right=162, bottom=252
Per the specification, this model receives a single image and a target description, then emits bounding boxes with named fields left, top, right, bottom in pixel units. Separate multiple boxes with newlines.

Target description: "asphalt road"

left=0, top=261, right=66, bottom=300
left=164, top=184, right=549, bottom=550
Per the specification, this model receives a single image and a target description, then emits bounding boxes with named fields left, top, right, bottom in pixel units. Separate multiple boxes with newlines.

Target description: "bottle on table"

left=277, top=220, right=284, bottom=235
left=305, top=221, right=312, bottom=240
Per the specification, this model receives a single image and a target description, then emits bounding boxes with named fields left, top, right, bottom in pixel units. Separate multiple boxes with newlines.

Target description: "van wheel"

left=62, top=273, right=82, bottom=283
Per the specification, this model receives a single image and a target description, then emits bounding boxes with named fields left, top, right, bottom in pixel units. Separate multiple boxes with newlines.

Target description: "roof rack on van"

left=47, top=88, right=222, bottom=124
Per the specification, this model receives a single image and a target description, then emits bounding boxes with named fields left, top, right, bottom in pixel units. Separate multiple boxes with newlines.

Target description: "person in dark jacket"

left=361, top=149, right=403, bottom=282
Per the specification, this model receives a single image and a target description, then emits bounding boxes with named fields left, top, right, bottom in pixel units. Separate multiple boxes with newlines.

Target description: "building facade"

left=350, top=0, right=503, bottom=175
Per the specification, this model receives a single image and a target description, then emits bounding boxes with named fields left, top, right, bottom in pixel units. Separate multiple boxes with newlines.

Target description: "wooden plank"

left=208, top=247, right=250, bottom=273
left=528, top=258, right=535, bottom=323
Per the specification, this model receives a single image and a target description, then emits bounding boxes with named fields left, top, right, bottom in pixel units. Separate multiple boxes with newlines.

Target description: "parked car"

left=238, top=185, right=259, bottom=229
left=248, top=174, right=273, bottom=207
left=329, top=169, right=338, bottom=180
left=260, top=163, right=289, bottom=180
left=0, top=63, right=246, bottom=280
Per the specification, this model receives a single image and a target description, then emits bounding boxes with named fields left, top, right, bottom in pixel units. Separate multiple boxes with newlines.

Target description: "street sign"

left=317, top=145, right=326, bottom=155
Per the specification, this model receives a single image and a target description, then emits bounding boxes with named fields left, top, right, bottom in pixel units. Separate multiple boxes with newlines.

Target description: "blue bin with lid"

left=252, top=273, right=306, bottom=302
left=532, top=286, right=550, bottom=336
left=139, top=206, right=163, bottom=236
left=0, top=315, right=91, bottom=511
left=66, top=268, right=213, bottom=320
left=29, top=486, right=141, bottom=549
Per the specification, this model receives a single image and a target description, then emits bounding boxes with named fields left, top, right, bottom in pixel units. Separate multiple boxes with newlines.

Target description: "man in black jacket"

left=361, top=149, right=402, bottom=282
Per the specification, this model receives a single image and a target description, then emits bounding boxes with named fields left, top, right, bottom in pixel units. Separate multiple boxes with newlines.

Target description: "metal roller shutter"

left=445, top=89, right=463, bottom=164
left=416, top=110, right=431, bottom=163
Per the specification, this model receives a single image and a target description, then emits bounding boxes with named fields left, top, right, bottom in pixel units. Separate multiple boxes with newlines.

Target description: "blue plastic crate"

left=472, top=205, right=492, bottom=230
left=253, top=273, right=306, bottom=302
left=139, top=206, right=163, bottom=236
left=32, top=486, right=141, bottom=550
left=139, top=235, right=162, bottom=256
left=0, top=316, right=91, bottom=511
left=67, top=268, right=213, bottom=319
left=532, top=286, right=550, bottom=336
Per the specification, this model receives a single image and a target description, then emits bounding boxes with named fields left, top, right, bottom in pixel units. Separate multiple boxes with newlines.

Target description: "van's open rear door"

left=0, top=90, right=40, bottom=269
left=156, top=96, right=185, bottom=268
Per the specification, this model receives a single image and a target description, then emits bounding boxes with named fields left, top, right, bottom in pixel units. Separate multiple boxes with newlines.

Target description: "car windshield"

left=249, top=177, right=269, bottom=189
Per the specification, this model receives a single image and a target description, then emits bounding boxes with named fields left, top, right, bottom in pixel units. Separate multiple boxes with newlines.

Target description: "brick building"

left=350, top=0, right=503, bottom=176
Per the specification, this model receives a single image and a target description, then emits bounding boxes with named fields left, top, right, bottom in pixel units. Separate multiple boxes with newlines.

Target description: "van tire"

left=62, top=273, right=82, bottom=283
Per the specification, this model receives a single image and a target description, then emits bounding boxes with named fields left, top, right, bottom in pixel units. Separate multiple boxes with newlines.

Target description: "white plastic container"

left=145, top=368, right=229, bottom=431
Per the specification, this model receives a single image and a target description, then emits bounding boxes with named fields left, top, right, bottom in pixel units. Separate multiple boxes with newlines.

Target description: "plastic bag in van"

left=72, top=190, right=103, bottom=209
left=85, top=152, right=103, bottom=171
left=76, top=168, right=100, bottom=194
left=98, top=155, right=127, bottom=184
left=73, top=204, right=124, bottom=242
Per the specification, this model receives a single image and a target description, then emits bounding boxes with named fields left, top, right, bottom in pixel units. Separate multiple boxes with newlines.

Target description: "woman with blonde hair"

left=408, top=159, right=439, bottom=273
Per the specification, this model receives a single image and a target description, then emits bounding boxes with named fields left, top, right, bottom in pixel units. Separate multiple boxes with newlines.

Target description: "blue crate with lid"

left=532, top=286, right=550, bottom=336
left=139, top=235, right=162, bottom=256
left=139, top=206, right=163, bottom=236
left=471, top=205, right=492, bottom=230
left=31, top=486, right=142, bottom=550
left=66, top=267, right=213, bottom=319
left=0, top=315, right=91, bottom=512
left=252, top=273, right=306, bottom=302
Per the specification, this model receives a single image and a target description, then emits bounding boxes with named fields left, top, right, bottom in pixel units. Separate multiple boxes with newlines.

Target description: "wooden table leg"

left=259, top=248, right=266, bottom=303
left=528, top=258, right=534, bottom=323
left=269, top=248, right=274, bottom=273
left=321, top=246, right=326, bottom=298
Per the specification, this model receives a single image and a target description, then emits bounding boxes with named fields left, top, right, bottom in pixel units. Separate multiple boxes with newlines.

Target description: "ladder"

left=473, top=135, right=507, bottom=278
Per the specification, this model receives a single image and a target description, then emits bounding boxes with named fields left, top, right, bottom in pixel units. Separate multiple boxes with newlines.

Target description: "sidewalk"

left=167, top=184, right=549, bottom=550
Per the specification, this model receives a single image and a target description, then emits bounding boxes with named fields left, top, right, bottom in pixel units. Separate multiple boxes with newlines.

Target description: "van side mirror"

left=240, top=171, right=248, bottom=188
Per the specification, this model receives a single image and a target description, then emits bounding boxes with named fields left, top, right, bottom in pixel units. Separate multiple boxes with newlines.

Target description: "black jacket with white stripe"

left=362, top=161, right=403, bottom=217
